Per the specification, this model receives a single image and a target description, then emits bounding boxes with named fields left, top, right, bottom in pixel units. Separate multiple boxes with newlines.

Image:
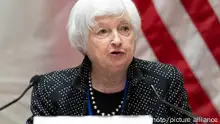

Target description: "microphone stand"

left=150, top=85, right=212, bottom=124
left=0, top=75, right=41, bottom=111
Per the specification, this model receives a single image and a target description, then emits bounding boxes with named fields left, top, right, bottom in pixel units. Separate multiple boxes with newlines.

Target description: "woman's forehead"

left=94, top=16, right=131, bottom=26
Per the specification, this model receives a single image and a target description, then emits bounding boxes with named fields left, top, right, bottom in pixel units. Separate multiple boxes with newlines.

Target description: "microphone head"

left=30, top=75, right=41, bottom=84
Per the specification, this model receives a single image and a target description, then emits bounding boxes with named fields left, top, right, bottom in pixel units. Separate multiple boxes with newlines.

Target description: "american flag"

left=0, top=0, right=219, bottom=123
left=132, top=0, right=220, bottom=120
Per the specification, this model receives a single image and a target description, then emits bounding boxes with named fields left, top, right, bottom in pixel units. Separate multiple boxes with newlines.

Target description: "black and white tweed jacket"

left=26, top=56, right=194, bottom=124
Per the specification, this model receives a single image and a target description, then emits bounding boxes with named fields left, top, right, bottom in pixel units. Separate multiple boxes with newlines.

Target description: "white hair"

left=67, top=0, right=141, bottom=55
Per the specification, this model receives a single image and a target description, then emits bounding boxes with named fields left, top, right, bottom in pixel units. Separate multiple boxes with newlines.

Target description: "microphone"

left=0, top=75, right=41, bottom=111
left=150, top=84, right=212, bottom=124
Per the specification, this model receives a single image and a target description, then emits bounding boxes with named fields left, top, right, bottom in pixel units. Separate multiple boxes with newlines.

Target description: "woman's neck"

left=90, top=67, right=127, bottom=94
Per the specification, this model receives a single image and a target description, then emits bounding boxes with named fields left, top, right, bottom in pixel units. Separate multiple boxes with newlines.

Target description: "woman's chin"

left=105, top=56, right=133, bottom=72
left=107, top=61, right=129, bottom=72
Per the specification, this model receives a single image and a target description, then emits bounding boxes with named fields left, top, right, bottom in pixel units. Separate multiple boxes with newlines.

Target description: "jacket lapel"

left=122, top=61, right=157, bottom=115
left=59, top=56, right=92, bottom=116
left=125, top=77, right=157, bottom=115
left=124, top=58, right=165, bottom=116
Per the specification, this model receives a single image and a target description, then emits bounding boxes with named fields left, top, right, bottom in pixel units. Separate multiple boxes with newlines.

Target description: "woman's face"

left=87, top=15, right=136, bottom=72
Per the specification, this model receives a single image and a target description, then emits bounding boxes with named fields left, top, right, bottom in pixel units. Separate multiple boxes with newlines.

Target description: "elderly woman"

left=27, top=0, right=194, bottom=123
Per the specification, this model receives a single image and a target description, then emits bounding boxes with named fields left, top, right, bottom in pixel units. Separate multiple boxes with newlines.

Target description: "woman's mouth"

left=110, top=51, right=124, bottom=56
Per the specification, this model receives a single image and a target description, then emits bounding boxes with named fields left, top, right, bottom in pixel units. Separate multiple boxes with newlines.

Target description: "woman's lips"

left=110, top=51, right=125, bottom=56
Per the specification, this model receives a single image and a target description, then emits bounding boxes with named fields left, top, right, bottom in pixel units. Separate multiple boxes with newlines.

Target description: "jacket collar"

left=71, top=55, right=145, bottom=93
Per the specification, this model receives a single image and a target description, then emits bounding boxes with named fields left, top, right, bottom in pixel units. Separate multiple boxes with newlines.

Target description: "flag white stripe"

left=208, top=0, right=220, bottom=22
left=134, top=32, right=158, bottom=61
left=153, top=0, right=220, bottom=113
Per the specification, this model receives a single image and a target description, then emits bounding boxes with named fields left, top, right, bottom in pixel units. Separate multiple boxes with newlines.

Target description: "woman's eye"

left=120, top=26, right=130, bottom=32
left=95, top=28, right=110, bottom=39
left=98, top=29, right=108, bottom=34
left=119, top=25, right=131, bottom=36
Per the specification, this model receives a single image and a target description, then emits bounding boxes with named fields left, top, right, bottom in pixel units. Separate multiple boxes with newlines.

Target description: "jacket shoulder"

left=134, top=58, right=183, bottom=81
left=29, top=66, right=81, bottom=116
left=133, top=58, right=185, bottom=98
left=43, top=66, right=80, bottom=85
left=133, top=58, right=192, bottom=120
left=33, top=66, right=81, bottom=96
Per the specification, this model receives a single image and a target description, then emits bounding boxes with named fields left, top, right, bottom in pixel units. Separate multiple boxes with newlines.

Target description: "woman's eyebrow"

left=120, top=20, right=130, bottom=24
left=93, top=20, right=130, bottom=28
left=96, top=21, right=106, bottom=26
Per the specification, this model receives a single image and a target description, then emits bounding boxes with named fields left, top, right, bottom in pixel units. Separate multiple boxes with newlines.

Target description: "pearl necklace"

left=88, top=77, right=124, bottom=116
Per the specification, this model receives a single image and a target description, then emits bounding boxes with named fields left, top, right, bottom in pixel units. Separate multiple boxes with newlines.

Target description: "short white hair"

left=67, top=0, right=141, bottom=55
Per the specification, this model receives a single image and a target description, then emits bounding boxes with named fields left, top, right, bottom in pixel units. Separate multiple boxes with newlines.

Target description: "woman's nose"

left=111, top=30, right=122, bottom=47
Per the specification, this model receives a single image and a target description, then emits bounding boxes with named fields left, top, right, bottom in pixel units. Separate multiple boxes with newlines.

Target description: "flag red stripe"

left=181, top=0, right=220, bottom=66
left=132, top=0, right=220, bottom=118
